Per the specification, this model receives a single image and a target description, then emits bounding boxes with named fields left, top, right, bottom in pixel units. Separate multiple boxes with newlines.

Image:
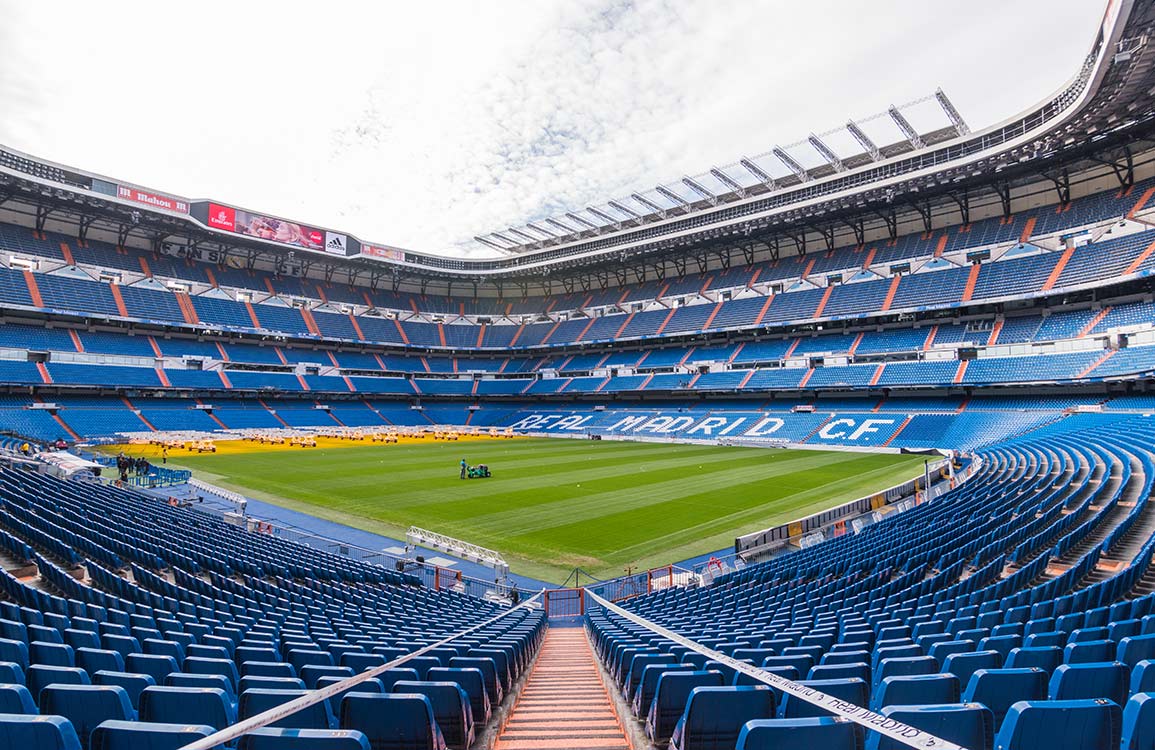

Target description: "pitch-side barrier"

left=178, top=590, right=544, bottom=750
left=585, top=589, right=965, bottom=750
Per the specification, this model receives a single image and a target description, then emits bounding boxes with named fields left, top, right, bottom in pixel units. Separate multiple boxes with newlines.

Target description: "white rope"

left=586, top=590, right=966, bottom=750
left=179, top=591, right=544, bottom=750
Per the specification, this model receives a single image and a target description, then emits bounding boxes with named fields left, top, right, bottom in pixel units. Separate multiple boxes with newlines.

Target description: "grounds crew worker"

left=460, top=458, right=468, bottom=480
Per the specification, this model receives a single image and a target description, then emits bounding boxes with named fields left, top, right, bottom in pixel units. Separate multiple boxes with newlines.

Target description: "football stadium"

left=1, top=1, right=1155, bottom=748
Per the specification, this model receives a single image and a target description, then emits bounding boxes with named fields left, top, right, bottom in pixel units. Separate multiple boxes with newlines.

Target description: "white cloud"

left=0, top=0, right=1106, bottom=257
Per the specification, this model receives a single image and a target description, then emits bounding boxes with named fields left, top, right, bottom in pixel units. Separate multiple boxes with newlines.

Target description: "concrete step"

left=494, top=628, right=631, bottom=750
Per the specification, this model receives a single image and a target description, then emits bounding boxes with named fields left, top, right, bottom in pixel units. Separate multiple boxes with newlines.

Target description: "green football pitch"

left=167, top=438, right=926, bottom=583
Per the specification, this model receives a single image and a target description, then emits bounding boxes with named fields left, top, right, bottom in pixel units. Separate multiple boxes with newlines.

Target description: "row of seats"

left=0, top=466, right=545, bottom=748
left=4, top=174, right=1150, bottom=321
left=583, top=412, right=1155, bottom=748
left=1, top=339, right=1150, bottom=401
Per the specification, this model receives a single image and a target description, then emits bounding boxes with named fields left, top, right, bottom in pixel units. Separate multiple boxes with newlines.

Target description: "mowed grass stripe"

left=454, top=451, right=872, bottom=537
left=164, top=438, right=926, bottom=582
left=393, top=447, right=839, bottom=523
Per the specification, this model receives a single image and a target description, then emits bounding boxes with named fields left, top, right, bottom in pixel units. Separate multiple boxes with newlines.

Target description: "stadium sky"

left=0, top=1, right=1105, bottom=257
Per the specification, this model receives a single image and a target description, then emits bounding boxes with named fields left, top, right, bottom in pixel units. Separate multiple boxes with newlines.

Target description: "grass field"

left=122, top=437, right=926, bottom=582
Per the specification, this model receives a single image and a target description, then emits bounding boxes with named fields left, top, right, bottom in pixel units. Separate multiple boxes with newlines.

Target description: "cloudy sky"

left=0, top=1, right=1104, bottom=256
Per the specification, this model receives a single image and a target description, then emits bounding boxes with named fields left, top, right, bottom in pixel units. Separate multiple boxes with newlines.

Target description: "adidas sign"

left=324, top=232, right=347, bottom=255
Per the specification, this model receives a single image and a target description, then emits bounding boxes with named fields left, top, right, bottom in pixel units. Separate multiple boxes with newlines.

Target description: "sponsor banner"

left=360, top=243, right=405, bottom=262
left=207, top=203, right=236, bottom=232
left=324, top=231, right=348, bottom=256
left=116, top=185, right=189, bottom=214
left=234, top=209, right=324, bottom=251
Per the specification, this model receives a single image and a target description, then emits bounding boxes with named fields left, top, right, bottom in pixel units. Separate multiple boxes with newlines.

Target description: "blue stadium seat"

left=31, top=642, right=76, bottom=669
left=942, top=652, right=1000, bottom=694
left=138, top=686, right=236, bottom=731
left=163, top=674, right=236, bottom=711
left=0, top=621, right=28, bottom=646
left=646, top=671, right=725, bottom=745
left=299, top=666, right=353, bottom=690
left=92, top=672, right=154, bottom=711
left=0, top=662, right=25, bottom=686
left=872, top=673, right=960, bottom=710
left=780, top=678, right=867, bottom=718
left=89, top=720, right=217, bottom=750
left=365, top=669, right=417, bottom=694
left=1047, top=662, right=1127, bottom=705
left=183, top=658, right=239, bottom=692
left=1118, top=630, right=1155, bottom=665
left=239, top=689, right=333, bottom=730
left=425, top=668, right=490, bottom=724
left=397, top=658, right=441, bottom=682
left=143, top=640, right=185, bottom=663
left=314, top=677, right=382, bottom=721
left=39, top=685, right=135, bottom=749
left=75, top=650, right=125, bottom=676
left=240, top=662, right=297, bottom=680
left=239, top=677, right=308, bottom=694
left=339, top=693, right=447, bottom=750
left=808, top=663, right=870, bottom=683
left=993, top=700, right=1121, bottom=750
left=1064, top=640, right=1116, bottom=665
left=125, top=655, right=178, bottom=687
left=0, top=683, right=36, bottom=714
left=669, top=685, right=776, bottom=750
left=238, top=728, right=371, bottom=750
left=737, top=717, right=865, bottom=749
left=1005, top=646, right=1063, bottom=674
left=961, top=669, right=1048, bottom=726
left=0, top=713, right=82, bottom=750
left=632, top=665, right=688, bottom=717
left=236, top=647, right=281, bottom=665
left=872, top=656, right=937, bottom=693
left=27, top=666, right=91, bottom=704
left=64, top=631, right=101, bottom=652
left=866, top=704, right=993, bottom=750
left=1124, top=693, right=1155, bottom=750
left=287, top=650, right=334, bottom=673
left=0, top=638, right=29, bottom=670
left=100, top=637, right=140, bottom=663
left=389, top=682, right=472, bottom=750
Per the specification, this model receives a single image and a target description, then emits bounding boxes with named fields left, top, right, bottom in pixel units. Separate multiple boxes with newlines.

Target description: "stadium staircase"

left=494, top=628, right=632, bottom=750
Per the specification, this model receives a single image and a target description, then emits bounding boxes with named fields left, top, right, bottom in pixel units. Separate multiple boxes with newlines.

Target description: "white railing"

left=407, top=525, right=509, bottom=576
left=188, top=477, right=247, bottom=515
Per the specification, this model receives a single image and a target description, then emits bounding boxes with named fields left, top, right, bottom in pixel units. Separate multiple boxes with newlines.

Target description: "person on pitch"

left=460, top=457, right=468, bottom=480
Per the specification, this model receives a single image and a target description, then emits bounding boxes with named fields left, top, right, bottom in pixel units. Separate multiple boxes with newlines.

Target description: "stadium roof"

left=473, top=91, right=970, bottom=255
left=0, top=0, right=1152, bottom=288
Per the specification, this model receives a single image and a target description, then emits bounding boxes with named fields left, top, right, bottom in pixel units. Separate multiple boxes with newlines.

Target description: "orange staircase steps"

left=1018, top=216, right=1038, bottom=244
left=1079, top=307, right=1112, bottom=337
left=244, top=301, right=262, bottom=329
left=52, top=414, right=79, bottom=441
left=812, top=285, right=834, bottom=318
left=23, top=271, right=43, bottom=308
left=493, top=628, right=630, bottom=750
left=961, top=264, right=980, bottom=302
left=1123, top=238, right=1155, bottom=275
left=881, top=416, right=912, bottom=447
left=1129, top=186, right=1155, bottom=218
left=1078, top=350, right=1116, bottom=378
left=299, top=307, right=321, bottom=336
left=987, top=319, right=1004, bottom=346
left=1042, top=246, right=1076, bottom=291
left=109, top=284, right=130, bottom=317
left=880, top=275, right=901, bottom=312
